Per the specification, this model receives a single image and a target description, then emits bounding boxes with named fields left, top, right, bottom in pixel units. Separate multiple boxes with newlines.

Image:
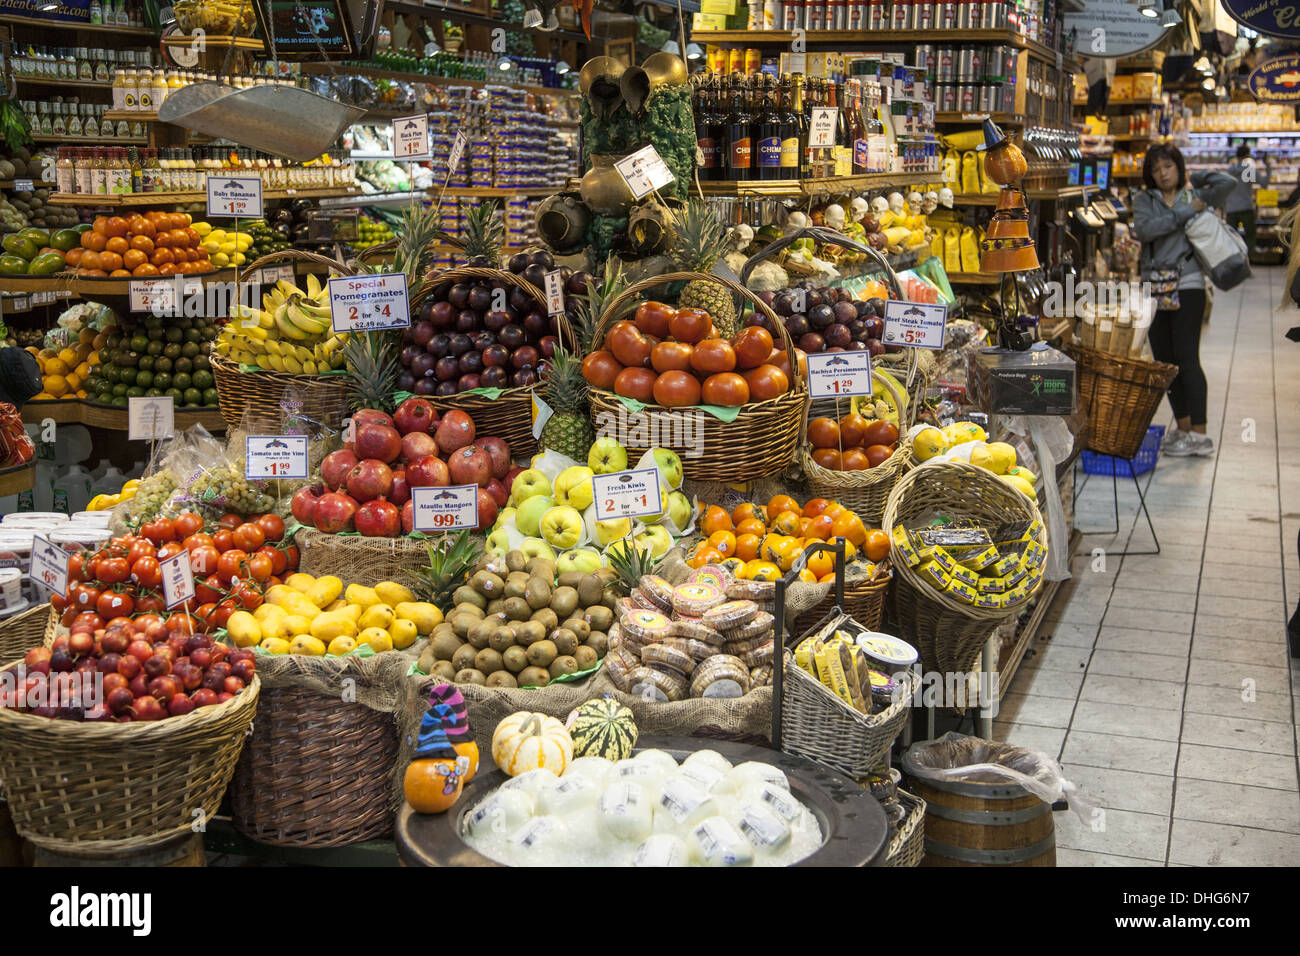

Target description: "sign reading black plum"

left=252, top=0, right=356, bottom=58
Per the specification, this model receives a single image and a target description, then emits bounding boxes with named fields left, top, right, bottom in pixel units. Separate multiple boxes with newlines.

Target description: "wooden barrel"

left=910, top=776, right=1056, bottom=867
left=33, top=833, right=205, bottom=867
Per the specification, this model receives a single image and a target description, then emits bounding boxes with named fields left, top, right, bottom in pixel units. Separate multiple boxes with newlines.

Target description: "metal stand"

left=1071, top=455, right=1161, bottom=556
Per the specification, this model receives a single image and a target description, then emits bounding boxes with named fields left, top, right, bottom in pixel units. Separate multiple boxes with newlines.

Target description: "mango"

left=389, top=618, right=419, bottom=649
left=285, top=572, right=316, bottom=593
left=356, top=627, right=393, bottom=653
left=279, top=594, right=321, bottom=620
left=306, top=575, right=343, bottom=607
left=289, top=635, right=328, bottom=656
left=338, top=603, right=364, bottom=624
left=395, top=601, right=443, bottom=635
left=226, top=610, right=262, bottom=648
left=260, top=637, right=291, bottom=655
left=274, top=614, right=315, bottom=640
left=326, top=636, right=358, bottom=656
left=324, top=598, right=347, bottom=612
left=253, top=603, right=287, bottom=626
left=310, top=609, right=358, bottom=642
left=344, top=583, right=380, bottom=607
left=374, top=581, right=415, bottom=606
left=358, top=603, right=394, bottom=631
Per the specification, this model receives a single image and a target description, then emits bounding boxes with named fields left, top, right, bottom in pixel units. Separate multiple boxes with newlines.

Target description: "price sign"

left=593, top=468, right=663, bottom=521
left=809, top=107, right=838, bottom=148
left=161, top=550, right=195, bottom=610
left=245, top=435, right=310, bottom=479
left=806, top=350, right=873, bottom=398
left=11, top=297, right=27, bottom=312
left=410, top=485, right=479, bottom=532
left=206, top=175, right=264, bottom=218
left=448, top=129, right=468, bottom=172
left=30, top=536, right=68, bottom=599
left=257, top=264, right=295, bottom=286
left=128, top=396, right=175, bottom=441
left=614, top=144, right=676, bottom=201
left=883, top=300, right=948, bottom=350
left=13, top=179, right=33, bottom=192
left=543, top=270, right=565, bottom=316
left=129, top=277, right=177, bottom=315
left=327, top=272, right=411, bottom=333
left=393, top=113, right=430, bottom=159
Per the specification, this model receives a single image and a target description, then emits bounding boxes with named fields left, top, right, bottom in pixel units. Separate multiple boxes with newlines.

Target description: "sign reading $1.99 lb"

left=245, top=435, right=310, bottom=480
left=411, top=485, right=479, bottom=532
left=327, top=273, right=411, bottom=333
left=805, top=350, right=873, bottom=398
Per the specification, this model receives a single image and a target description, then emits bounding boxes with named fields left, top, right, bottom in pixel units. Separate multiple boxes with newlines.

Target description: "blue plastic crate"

left=1080, top=425, right=1165, bottom=477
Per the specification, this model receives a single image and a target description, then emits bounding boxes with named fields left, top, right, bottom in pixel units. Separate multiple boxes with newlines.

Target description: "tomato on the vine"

left=256, top=514, right=285, bottom=542
left=194, top=603, right=217, bottom=627
left=67, top=553, right=87, bottom=583
left=281, top=544, right=300, bottom=572
left=233, top=523, right=266, bottom=552
left=212, top=529, right=234, bottom=553
left=245, top=552, right=274, bottom=582
left=50, top=592, right=68, bottom=612
left=94, top=557, right=130, bottom=584
left=127, top=538, right=157, bottom=565
left=173, top=513, right=204, bottom=538
left=134, top=590, right=165, bottom=615
left=189, top=546, right=220, bottom=576
left=131, top=556, right=162, bottom=589
left=256, top=545, right=287, bottom=576
left=164, top=613, right=194, bottom=635
left=210, top=600, right=237, bottom=629
left=182, top=532, right=215, bottom=553
left=196, top=573, right=224, bottom=605
left=228, top=577, right=262, bottom=610
left=60, top=605, right=79, bottom=627
left=216, top=549, right=248, bottom=584
left=140, top=518, right=176, bottom=546
left=217, top=513, right=243, bottom=531
left=157, top=541, right=185, bottom=561
left=73, top=584, right=101, bottom=611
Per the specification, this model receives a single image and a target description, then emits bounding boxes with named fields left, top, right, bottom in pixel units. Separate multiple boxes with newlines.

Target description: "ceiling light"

left=556, top=60, right=571, bottom=75
left=686, top=43, right=704, bottom=60
left=1202, top=77, right=1215, bottom=89
left=1159, top=8, right=1180, bottom=27
left=661, top=40, right=681, bottom=56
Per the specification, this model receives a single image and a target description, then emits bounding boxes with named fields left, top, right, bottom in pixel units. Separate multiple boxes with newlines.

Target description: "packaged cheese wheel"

left=536, top=773, right=601, bottom=819
left=671, top=617, right=726, bottom=645
left=723, top=634, right=771, bottom=656
left=597, top=781, right=654, bottom=842
left=640, top=642, right=695, bottom=676
left=729, top=611, right=774, bottom=641
left=658, top=637, right=719, bottom=662
left=612, top=756, right=674, bottom=793
left=689, top=654, right=750, bottom=699
left=682, top=749, right=733, bottom=780
left=749, top=664, right=773, bottom=687
left=632, top=748, right=681, bottom=776
left=654, top=774, right=719, bottom=833
left=672, top=582, right=725, bottom=616
left=622, top=609, right=673, bottom=642
left=742, top=782, right=802, bottom=823
left=628, top=665, right=688, bottom=701
left=630, top=589, right=660, bottom=611
left=740, top=639, right=774, bottom=668
left=604, top=646, right=638, bottom=691
left=639, top=575, right=675, bottom=611
left=726, top=579, right=774, bottom=601
left=500, top=768, right=561, bottom=800
left=564, top=756, right=616, bottom=785
left=687, top=816, right=754, bottom=866
left=703, top=599, right=758, bottom=631
left=736, top=801, right=792, bottom=851
left=616, top=597, right=639, bottom=624
left=719, top=762, right=790, bottom=796
left=464, top=788, right=534, bottom=838
left=632, top=833, right=691, bottom=866
left=688, top=564, right=733, bottom=589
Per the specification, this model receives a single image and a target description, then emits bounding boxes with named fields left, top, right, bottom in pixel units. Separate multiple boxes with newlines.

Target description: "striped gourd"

left=567, top=697, right=638, bottom=761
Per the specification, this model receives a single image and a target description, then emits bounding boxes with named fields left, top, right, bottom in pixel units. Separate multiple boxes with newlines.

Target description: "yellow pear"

left=389, top=618, right=419, bottom=649
left=356, top=627, right=393, bottom=652
left=395, top=601, right=443, bottom=634
left=289, top=635, right=327, bottom=656
left=358, top=603, right=395, bottom=631
left=345, top=583, right=381, bottom=607
left=374, top=581, right=415, bottom=606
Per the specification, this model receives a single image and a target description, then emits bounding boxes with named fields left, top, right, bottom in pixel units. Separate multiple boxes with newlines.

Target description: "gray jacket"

left=1132, top=171, right=1236, bottom=290
left=1226, top=159, right=1264, bottom=213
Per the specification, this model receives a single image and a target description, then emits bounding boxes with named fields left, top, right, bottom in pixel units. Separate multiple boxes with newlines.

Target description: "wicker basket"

left=210, top=251, right=356, bottom=432
left=885, top=788, right=926, bottom=867
left=587, top=271, right=809, bottom=482
left=791, top=562, right=892, bottom=638
left=0, top=675, right=259, bottom=853
left=294, top=525, right=436, bottom=584
left=0, top=603, right=50, bottom=667
left=883, top=460, right=1047, bottom=676
left=1063, top=342, right=1178, bottom=460
left=229, top=685, right=399, bottom=848
left=411, top=267, right=568, bottom=458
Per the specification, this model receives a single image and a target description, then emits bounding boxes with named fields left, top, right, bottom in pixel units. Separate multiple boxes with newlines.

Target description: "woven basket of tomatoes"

left=583, top=271, right=809, bottom=482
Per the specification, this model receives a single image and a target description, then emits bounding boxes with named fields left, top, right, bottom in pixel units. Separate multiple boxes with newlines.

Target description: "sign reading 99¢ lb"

left=411, top=485, right=479, bottom=532
left=327, top=272, right=411, bottom=333
left=805, top=350, right=873, bottom=398
left=593, top=468, right=664, bottom=521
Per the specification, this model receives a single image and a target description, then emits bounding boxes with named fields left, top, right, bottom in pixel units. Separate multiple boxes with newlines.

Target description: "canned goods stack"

left=932, top=43, right=1018, bottom=115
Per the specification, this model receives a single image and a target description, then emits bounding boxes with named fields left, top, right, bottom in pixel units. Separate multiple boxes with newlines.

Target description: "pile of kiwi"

left=418, top=549, right=621, bottom=689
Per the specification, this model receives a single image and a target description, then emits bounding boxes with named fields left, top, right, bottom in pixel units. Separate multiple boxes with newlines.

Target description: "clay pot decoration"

left=580, top=56, right=628, bottom=121
left=580, top=154, right=637, bottom=216
left=619, top=52, right=689, bottom=116
left=535, top=192, right=593, bottom=252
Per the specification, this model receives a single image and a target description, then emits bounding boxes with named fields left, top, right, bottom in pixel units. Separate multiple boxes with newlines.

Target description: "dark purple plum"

left=798, top=332, right=825, bottom=353
left=447, top=284, right=470, bottom=310
left=528, top=250, right=555, bottom=270
left=832, top=300, right=857, bottom=324
left=566, top=271, right=590, bottom=296
left=467, top=285, right=493, bottom=313
left=397, top=371, right=416, bottom=391
left=435, top=356, right=461, bottom=381
left=457, top=373, right=481, bottom=391
left=410, top=353, right=436, bottom=378
left=458, top=351, right=484, bottom=374
left=471, top=331, right=495, bottom=351
left=512, top=367, right=538, bottom=387
left=427, top=333, right=450, bottom=357
left=448, top=333, right=473, bottom=356
left=480, top=365, right=509, bottom=389
left=866, top=317, right=885, bottom=339
left=508, top=253, right=530, bottom=274
left=866, top=339, right=886, bottom=356
left=482, top=344, right=510, bottom=368
left=785, top=314, right=810, bottom=339
left=523, top=311, right=548, bottom=339
left=539, top=335, right=559, bottom=359
left=512, top=345, right=539, bottom=370
left=435, top=381, right=458, bottom=396
left=824, top=323, right=852, bottom=348
left=508, top=288, right=534, bottom=315
left=808, top=304, right=835, bottom=330
left=499, top=324, right=526, bottom=350
left=773, top=292, right=794, bottom=316
left=414, top=378, right=438, bottom=395
left=400, top=345, right=423, bottom=367
left=484, top=310, right=510, bottom=332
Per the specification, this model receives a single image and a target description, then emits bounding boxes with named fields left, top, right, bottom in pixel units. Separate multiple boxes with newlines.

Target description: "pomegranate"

left=291, top=483, right=324, bottom=526
left=503, top=465, right=523, bottom=497
left=345, top=459, right=394, bottom=503
left=400, top=431, right=440, bottom=463
left=474, top=436, right=512, bottom=479
left=390, top=469, right=411, bottom=506
left=355, top=423, right=403, bottom=463
left=476, top=487, right=499, bottom=531
left=406, top=456, right=450, bottom=488
left=448, top=445, right=494, bottom=488
left=314, top=491, right=360, bottom=533
left=350, top=408, right=394, bottom=430
left=355, top=498, right=402, bottom=538
left=484, top=477, right=509, bottom=509
left=434, top=409, right=476, bottom=453
left=321, top=449, right=359, bottom=491
left=393, top=396, right=440, bottom=435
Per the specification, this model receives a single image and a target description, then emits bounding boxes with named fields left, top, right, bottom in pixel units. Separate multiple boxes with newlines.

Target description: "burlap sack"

left=295, top=526, right=436, bottom=583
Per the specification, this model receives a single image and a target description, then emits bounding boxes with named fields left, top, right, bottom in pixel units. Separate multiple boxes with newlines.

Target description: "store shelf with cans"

left=297, top=62, right=579, bottom=99
left=44, top=185, right=364, bottom=207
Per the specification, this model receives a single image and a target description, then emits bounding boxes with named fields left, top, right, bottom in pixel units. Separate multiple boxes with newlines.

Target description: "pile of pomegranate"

left=291, top=397, right=517, bottom=536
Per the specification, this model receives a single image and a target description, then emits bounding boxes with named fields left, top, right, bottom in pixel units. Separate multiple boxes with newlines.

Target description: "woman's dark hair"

left=1141, top=143, right=1187, bottom=191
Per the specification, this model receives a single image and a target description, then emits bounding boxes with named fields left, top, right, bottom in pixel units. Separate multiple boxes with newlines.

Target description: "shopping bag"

left=1184, top=209, right=1251, bottom=290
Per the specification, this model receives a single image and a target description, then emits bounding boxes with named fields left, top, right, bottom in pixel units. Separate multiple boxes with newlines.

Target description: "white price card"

left=13, top=179, right=33, bottom=192
left=11, top=296, right=27, bottom=312
left=883, top=300, right=948, bottom=350
left=543, top=269, right=565, bottom=316
left=393, top=113, right=430, bottom=159
left=129, top=277, right=177, bottom=315
left=806, top=350, right=873, bottom=398
left=206, top=175, right=264, bottom=218
left=257, top=263, right=295, bottom=286
left=615, top=144, right=676, bottom=201
left=809, top=107, right=838, bottom=148
left=245, top=435, right=310, bottom=480
left=128, top=396, right=175, bottom=441
left=161, top=550, right=195, bottom=609
left=448, top=129, right=468, bottom=172
left=410, top=484, right=480, bottom=532
left=30, top=536, right=68, bottom=599
left=593, top=468, right=664, bottom=521
left=327, top=272, right=411, bottom=333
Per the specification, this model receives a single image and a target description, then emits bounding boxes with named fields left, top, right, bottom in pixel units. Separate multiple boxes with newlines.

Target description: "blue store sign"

left=1249, top=52, right=1300, bottom=101
left=1222, top=0, right=1300, bottom=39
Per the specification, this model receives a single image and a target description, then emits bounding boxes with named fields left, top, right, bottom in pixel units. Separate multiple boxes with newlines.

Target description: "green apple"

left=509, top=468, right=552, bottom=506
left=650, top=448, right=684, bottom=490
left=518, top=537, right=556, bottom=563
left=554, top=465, right=595, bottom=511
left=588, top=437, right=629, bottom=475
left=540, top=505, right=584, bottom=550
left=493, top=506, right=516, bottom=531
left=514, top=495, right=555, bottom=538
left=592, top=515, right=632, bottom=547
left=664, top=490, right=693, bottom=534
left=635, top=525, right=673, bottom=558
left=486, top=526, right=511, bottom=557
left=557, top=547, right=603, bottom=576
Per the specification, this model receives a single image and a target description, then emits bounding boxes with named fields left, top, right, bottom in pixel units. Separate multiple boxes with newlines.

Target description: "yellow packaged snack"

left=892, top=525, right=921, bottom=566
left=972, top=591, right=1002, bottom=610
left=991, top=554, right=1018, bottom=577
left=967, top=545, right=1001, bottom=570
left=814, top=642, right=858, bottom=711
left=1003, top=561, right=1028, bottom=587
left=929, top=546, right=957, bottom=574
left=795, top=635, right=821, bottom=676
left=916, top=559, right=953, bottom=590
left=976, top=575, right=1007, bottom=594
left=950, top=563, right=980, bottom=587
left=945, top=579, right=978, bottom=604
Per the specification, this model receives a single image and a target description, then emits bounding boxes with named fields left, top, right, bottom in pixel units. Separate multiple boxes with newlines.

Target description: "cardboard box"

left=1132, top=71, right=1161, bottom=100
left=692, top=12, right=728, bottom=30
left=970, top=343, right=1077, bottom=416
left=1111, top=75, right=1134, bottom=101
left=698, top=0, right=737, bottom=13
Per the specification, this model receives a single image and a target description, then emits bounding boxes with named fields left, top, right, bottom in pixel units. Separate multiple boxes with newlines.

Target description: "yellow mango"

left=260, top=637, right=291, bottom=655
left=264, top=585, right=292, bottom=606
left=326, top=635, right=358, bottom=656
left=339, top=603, right=364, bottom=623
left=310, top=610, right=358, bottom=642
left=285, top=573, right=316, bottom=593
left=226, top=610, right=262, bottom=648
left=395, top=601, right=443, bottom=635
left=324, top=598, right=347, bottom=613
left=289, top=635, right=327, bottom=656
left=344, top=583, right=380, bottom=607
left=306, top=575, right=343, bottom=607
left=273, top=614, right=314, bottom=640
left=374, top=581, right=415, bottom=606
left=253, top=603, right=287, bottom=626
left=389, top=618, right=419, bottom=650
left=358, top=603, right=394, bottom=631
left=356, top=627, right=393, bottom=652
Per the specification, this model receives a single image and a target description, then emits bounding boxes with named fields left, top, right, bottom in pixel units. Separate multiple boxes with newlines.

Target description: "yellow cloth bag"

left=960, top=226, right=981, bottom=273
left=930, top=227, right=944, bottom=261
left=944, top=227, right=962, bottom=275
left=960, top=151, right=980, bottom=194
left=943, top=147, right=961, bottom=186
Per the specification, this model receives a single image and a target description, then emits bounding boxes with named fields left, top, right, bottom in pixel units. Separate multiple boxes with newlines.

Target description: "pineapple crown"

left=343, top=329, right=398, bottom=413
left=571, top=256, right=627, bottom=354
left=435, top=201, right=504, bottom=265
left=541, top=343, right=587, bottom=410
left=671, top=200, right=726, bottom=273
left=389, top=202, right=444, bottom=298
left=407, top=531, right=482, bottom=606
left=606, top=536, right=662, bottom=593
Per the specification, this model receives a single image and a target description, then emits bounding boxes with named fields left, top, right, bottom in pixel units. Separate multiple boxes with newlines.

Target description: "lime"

left=129, top=334, right=149, bottom=352
left=181, top=342, right=200, bottom=359
left=111, top=395, right=128, bottom=408
left=173, top=372, right=192, bottom=390
left=192, top=370, right=213, bottom=390
left=202, top=387, right=219, bottom=406
left=165, top=327, right=184, bottom=343
left=135, top=370, right=153, bottom=388
left=152, top=372, right=172, bottom=390
left=183, top=387, right=202, bottom=406
left=126, top=386, right=145, bottom=398
left=145, top=388, right=162, bottom=397
left=137, top=355, right=154, bottom=372
left=165, top=388, right=184, bottom=403
left=154, top=356, right=173, bottom=374
left=171, top=357, right=190, bottom=375
left=163, top=343, right=182, bottom=360
left=146, top=340, right=164, bottom=356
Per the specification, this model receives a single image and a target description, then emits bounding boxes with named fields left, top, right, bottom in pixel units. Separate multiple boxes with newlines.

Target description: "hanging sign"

left=806, top=351, right=873, bottom=398
left=30, top=536, right=68, bottom=599
left=1063, top=0, right=1167, bottom=59
left=128, top=396, right=175, bottom=441
left=393, top=114, right=430, bottom=159
left=1222, top=0, right=1300, bottom=38
left=1249, top=53, right=1300, bottom=102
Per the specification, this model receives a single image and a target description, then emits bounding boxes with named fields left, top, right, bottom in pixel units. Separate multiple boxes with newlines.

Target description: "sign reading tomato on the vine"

left=245, top=435, right=310, bottom=480
left=806, top=350, right=873, bottom=398
left=410, top=485, right=479, bottom=532
left=593, top=468, right=663, bottom=521
left=327, top=273, right=411, bottom=333
left=31, top=536, right=68, bottom=598
left=883, top=300, right=948, bottom=350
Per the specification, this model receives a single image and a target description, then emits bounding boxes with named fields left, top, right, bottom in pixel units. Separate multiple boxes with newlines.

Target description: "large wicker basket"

left=885, top=788, right=926, bottom=867
left=0, top=603, right=50, bottom=667
left=1063, top=342, right=1178, bottom=460
left=587, top=271, right=809, bottom=482
left=411, top=267, right=568, bottom=459
left=791, top=562, right=892, bottom=638
left=0, top=675, right=259, bottom=853
left=883, top=460, right=1047, bottom=676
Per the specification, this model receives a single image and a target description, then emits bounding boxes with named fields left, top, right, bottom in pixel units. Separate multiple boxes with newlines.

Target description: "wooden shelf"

left=697, top=171, right=937, bottom=197
left=47, top=185, right=362, bottom=207
left=0, top=14, right=156, bottom=37
left=162, top=33, right=263, bottom=51
left=102, top=110, right=159, bottom=122
left=946, top=271, right=1002, bottom=285
left=300, top=63, right=578, bottom=98
left=0, top=461, right=36, bottom=497
left=0, top=268, right=240, bottom=297
left=21, top=401, right=223, bottom=432
left=950, top=193, right=998, bottom=206
left=30, top=134, right=147, bottom=145
left=14, top=75, right=121, bottom=89
left=936, top=111, right=1026, bottom=126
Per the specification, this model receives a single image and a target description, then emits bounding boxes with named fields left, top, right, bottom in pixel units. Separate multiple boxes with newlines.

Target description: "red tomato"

left=182, top=532, right=215, bottom=553
left=194, top=603, right=217, bottom=627
left=613, top=367, right=657, bottom=403
left=216, top=549, right=248, bottom=584
left=195, top=574, right=223, bottom=605
left=164, top=613, right=194, bottom=635
left=256, top=545, right=287, bottom=576
left=140, top=518, right=176, bottom=545
left=212, top=529, right=234, bottom=553
left=133, top=612, right=163, bottom=631
left=95, top=556, right=130, bottom=584
left=669, top=308, right=711, bottom=345
left=157, top=542, right=185, bottom=561
left=134, top=591, right=166, bottom=616
left=280, top=544, right=300, bottom=571
left=97, top=591, right=134, bottom=619
left=189, top=546, right=220, bottom=576
left=233, top=523, right=266, bottom=552
left=228, top=577, right=263, bottom=610
left=210, top=601, right=237, bottom=629
left=108, top=535, right=135, bottom=555
left=61, top=606, right=79, bottom=627
left=173, top=512, right=204, bottom=538
left=690, top=339, right=737, bottom=375
left=67, top=552, right=87, bottom=583
left=256, top=513, right=285, bottom=542
left=127, top=538, right=157, bottom=565
left=217, top=513, right=243, bottom=531
left=245, top=552, right=274, bottom=582
left=131, top=556, right=162, bottom=589
left=73, top=584, right=102, bottom=611
left=51, top=592, right=68, bottom=612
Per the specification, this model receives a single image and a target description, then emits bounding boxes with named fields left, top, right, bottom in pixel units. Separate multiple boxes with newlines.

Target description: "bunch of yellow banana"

left=214, top=274, right=349, bottom=373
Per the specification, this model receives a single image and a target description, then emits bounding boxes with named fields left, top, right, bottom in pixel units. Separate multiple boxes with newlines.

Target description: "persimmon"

left=766, top=494, right=800, bottom=520
left=652, top=370, right=701, bottom=408
left=81, top=231, right=107, bottom=252
left=105, top=236, right=129, bottom=255
left=863, top=529, right=890, bottom=562
left=743, top=364, right=788, bottom=401
left=732, top=326, right=774, bottom=369
left=807, top=417, right=841, bottom=449
left=699, top=505, right=733, bottom=536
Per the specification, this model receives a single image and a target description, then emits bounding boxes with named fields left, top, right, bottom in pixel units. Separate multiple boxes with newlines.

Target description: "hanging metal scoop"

left=158, top=82, right=366, bottom=161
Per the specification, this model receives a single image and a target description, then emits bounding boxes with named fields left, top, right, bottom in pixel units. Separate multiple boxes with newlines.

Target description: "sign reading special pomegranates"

left=245, top=435, right=310, bottom=480
left=327, top=272, right=411, bottom=333
left=593, top=468, right=664, bottom=521
left=806, top=350, right=873, bottom=398
left=161, top=550, right=195, bottom=609
left=410, top=485, right=479, bottom=532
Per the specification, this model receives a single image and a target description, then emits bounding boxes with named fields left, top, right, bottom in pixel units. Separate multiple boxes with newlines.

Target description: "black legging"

left=1147, top=288, right=1208, bottom=426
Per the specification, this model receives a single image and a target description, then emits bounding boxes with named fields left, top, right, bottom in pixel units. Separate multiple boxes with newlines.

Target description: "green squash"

left=567, top=696, right=638, bottom=761
left=28, top=251, right=65, bottom=275
left=50, top=229, right=80, bottom=252
left=0, top=254, right=29, bottom=275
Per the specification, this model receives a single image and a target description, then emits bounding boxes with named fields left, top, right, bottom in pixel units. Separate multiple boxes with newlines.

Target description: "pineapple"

left=606, top=535, right=662, bottom=594
left=408, top=531, right=482, bottom=610
left=438, top=200, right=504, bottom=267
left=672, top=200, right=737, bottom=337
left=343, top=330, right=397, bottom=413
left=389, top=200, right=444, bottom=295
left=539, top=345, right=594, bottom=462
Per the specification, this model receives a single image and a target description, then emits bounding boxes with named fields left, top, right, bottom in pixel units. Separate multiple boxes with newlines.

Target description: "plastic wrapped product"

left=749, top=665, right=773, bottom=687
left=716, top=762, right=790, bottom=797
left=630, top=589, right=660, bottom=611
left=744, top=782, right=802, bottom=825
left=681, top=749, right=733, bottom=781
left=673, top=583, right=726, bottom=616
left=463, top=788, right=534, bottom=839
left=632, top=833, right=691, bottom=866
left=564, top=756, right=616, bottom=785
left=950, top=563, right=980, bottom=587
left=976, top=575, right=1007, bottom=594
left=628, top=665, right=688, bottom=701
left=727, top=579, right=775, bottom=601
left=659, top=637, right=719, bottom=662
left=723, top=634, right=772, bottom=656
left=605, top=646, right=638, bottom=691
left=597, top=781, right=654, bottom=842
left=856, top=633, right=919, bottom=670
left=892, top=524, right=921, bottom=565
left=944, top=579, right=978, bottom=604
left=622, top=609, right=674, bottom=643
left=736, top=801, right=792, bottom=852
left=633, top=748, right=682, bottom=777
left=741, top=639, right=774, bottom=669
left=991, top=554, right=1018, bottom=577
left=703, top=599, right=758, bottom=631
left=728, top=611, right=774, bottom=642
left=639, top=575, right=675, bottom=611
left=536, top=773, right=601, bottom=818
left=966, top=544, right=1001, bottom=570
left=612, top=756, right=673, bottom=793
left=688, top=564, right=734, bottom=589
left=690, top=654, right=751, bottom=699
left=640, top=642, right=695, bottom=677
left=654, top=774, right=719, bottom=832
left=916, top=558, right=953, bottom=590
left=687, top=816, right=754, bottom=866
left=928, top=546, right=958, bottom=574
left=671, top=617, right=726, bottom=645
left=505, top=816, right=573, bottom=862
left=500, top=768, right=561, bottom=800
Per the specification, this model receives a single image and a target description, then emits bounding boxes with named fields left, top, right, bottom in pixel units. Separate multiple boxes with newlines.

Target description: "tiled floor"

left=1001, top=266, right=1300, bottom=867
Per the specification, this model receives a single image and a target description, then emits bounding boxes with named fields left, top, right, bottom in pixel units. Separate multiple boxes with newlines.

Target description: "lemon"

left=192, top=220, right=212, bottom=237
left=389, top=618, right=419, bottom=649
left=911, top=426, right=948, bottom=462
left=985, top=441, right=1017, bottom=475
left=943, top=421, right=987, bottom=446
left=967, top=443, right=995, bottom=472
left=210, top=251, right=231, bottom=268
left=1001, top=474, right=1037, bottom=500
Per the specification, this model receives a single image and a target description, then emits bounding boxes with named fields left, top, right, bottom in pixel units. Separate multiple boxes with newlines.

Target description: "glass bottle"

left=142, top=148, right=159, bottom=192
left=52, top=103, right=67, bottom=137
left=137, top=69, right=154, bottom=113
left=727, top=74, right=753, bottom=180
left=169, top=69, right=184, bottom=100
left=128, top=146, right=142, bottom=193
left=89, top=149, right=107, bottom=195
left=55, top=148, right=73, bottom=194
left=755, top=74, right=783, bottom=180
left=37, top=102, right=53, bottom=136
left=782, top=75, right=803, bottom=181
left=90, top=0, right=102, bottom=24
left=152, top=68, right=167, bottom=111
left=123, top=68, right=138, bottom=111
left=67, top=104, right=83, bottom=137
left=83, top=106, right=99, bottom=138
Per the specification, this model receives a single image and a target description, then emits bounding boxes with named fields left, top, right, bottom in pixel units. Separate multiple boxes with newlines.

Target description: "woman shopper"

left=1132, top=143, right=1235, bottom=456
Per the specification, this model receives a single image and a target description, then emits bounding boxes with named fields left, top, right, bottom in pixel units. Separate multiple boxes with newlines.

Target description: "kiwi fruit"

left=574, top=645, right=599, bottom=669
left=518, top=666, right=550, bottom=688
left=505, top=550, right=527, bottom=572
left=584, top=632, right=609, bottom=655
left=486, top=671, right=518, bottom=688
left=455, top=668, right=487, bottom=686
left=470, top=570, right=505, bottom=598
left=449, top=612, right=477, bottom=639
left=486, top=598, right=508, bottom=617
left=524, top=577, right=552, bottom=610
left=489, top=626, right=516, bottom=653
left=503, top=596, right=532, bottom=621
left=557, top=570, right=586, bottom=590
left=475, top=647, right=504, bottom=674
left=577, top=573, right=604, bottom=608
left=584, top=605, right=613, bottom=632
left=452, top=644, right=479, bottom=672
left=561, top=617, right=590, bottom=641
left=504, top=573, right=530, bottom=600
left=550, top=627, right=578, bottom=656
left=549, top=655, right=579, bottom=679
left=455, top=603, right=485, bottom=620
left=453, top=585, right=486, bottom=609
left=432, top=660, right=458, bottom=681
left=417, top=646, right=437, bottom=674
left=529, top=607, right=559, bottom=632
left=431, top=631, right=463, bottom=661
left=525, top=557, right=556, bottom=581
left=466, top=618, right=495, bottom=649
left=526, top=639, right=557, bottom=668
left=517, top=620, right=546, bottom=645
left=502, top=645, right=529, bottom=673
left=549, top=585, right=579, bottom=619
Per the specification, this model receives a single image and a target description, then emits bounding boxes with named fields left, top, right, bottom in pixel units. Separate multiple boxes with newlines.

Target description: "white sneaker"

left=1162, top=431, right=1196, bottom=456
left=1185, top=433, right=1214, bottom=457
left=1161, top=427, right=1181, bottom=450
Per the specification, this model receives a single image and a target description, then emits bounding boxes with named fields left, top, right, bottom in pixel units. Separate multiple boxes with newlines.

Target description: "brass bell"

left=619, top=52, right=687, bottom=115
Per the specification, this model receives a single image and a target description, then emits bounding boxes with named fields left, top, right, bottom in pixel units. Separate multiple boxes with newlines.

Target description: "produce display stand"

left=0, top=602, right=49, bottom=667
left=0, top=460, right=35, bottom=497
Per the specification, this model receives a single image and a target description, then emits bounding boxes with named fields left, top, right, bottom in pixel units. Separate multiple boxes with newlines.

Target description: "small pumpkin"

left=454, top=740, right=480, bottom=782
left=566, top=696, right=638, bottom=761
left=492, top=710, right=574, bottom=777
left=404, top=757, right=466, bottom=814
